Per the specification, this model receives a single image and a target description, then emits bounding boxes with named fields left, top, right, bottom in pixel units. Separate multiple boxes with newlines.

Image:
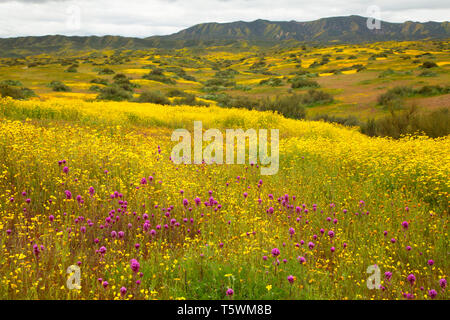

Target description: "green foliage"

left=0, top=84, right=36, bottom=99
left=259, top=77, right=283, bottom=86
left=172, top=93, right=209, bottom=107
left=418, top=70, right=437, bottom=77
left=166, top=89, right=187, bottom=97
left=420, top=61, right=438, bottom=68
left=297, top=89, right=333, bottom=105
left=142, top=69, right=176, bottom=84
left=47, top=81, right=71, bottom=92
left=249, top=60, right=266, bottom=70
left=415, top=85, right=450, bottom=96
left=97, top=67, right=115, bottom=75
left=89, top=85, right=102, bottom=92
left=312, top=114, right=360, bottom=126
left=361, top=106, right=450, bottom=138
left=214, top=69, right=239, bottom=78
left=65, top=64, right=78, bottom=73
left=378, top=85, right=449, bottom=106
left=258, top=95, right=307, bottom=119
left=136, top=90, right=170, bottom=105
left=90, top=78, right=109, bottom=85
left=112, top=73, right=138, bottom=92
left=378, top=69, right=412, bottom=78
left=290, top=78, right=320, bottom=89
left=212, top=89, right=332, bottom=120
left=378, top=86, right=414, bottom=107
left=0, top=79, right=23, bottom=86
left=204, top=78, right=236, bottom=87
left=97, top=85, right=132, bottom=101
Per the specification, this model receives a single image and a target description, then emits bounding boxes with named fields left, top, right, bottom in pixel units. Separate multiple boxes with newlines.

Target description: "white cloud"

left=0, top=0, right=448, bottom=38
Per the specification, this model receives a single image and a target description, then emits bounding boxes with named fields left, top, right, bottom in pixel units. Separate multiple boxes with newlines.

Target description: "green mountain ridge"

left=1, top=15, right=448, bottom=57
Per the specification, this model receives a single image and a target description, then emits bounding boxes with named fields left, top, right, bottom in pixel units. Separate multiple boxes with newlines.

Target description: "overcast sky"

left=0, top=0, right=448, bottom=38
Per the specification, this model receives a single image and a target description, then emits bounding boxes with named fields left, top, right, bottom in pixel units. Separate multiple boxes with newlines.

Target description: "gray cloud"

left=0, top=0, right=448, bottom=38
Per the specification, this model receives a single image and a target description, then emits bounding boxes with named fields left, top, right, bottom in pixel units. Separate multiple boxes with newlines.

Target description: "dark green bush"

left=90, top=78, right=108, bottom=85
left=420, top=61, right=438, bottom=69
left=204, top=78, right=236, bottom=87
left=89, top=85, right=101, bottom=92
left=48, top=81, right=71, bottom=92
left=172, top=93, right=209, bottom=107
left=97, top=85, right=132, bottom=101
left=298, top=89, right=333, bottom=105
left=418, top=70, right=437, bottom=77
left=378, top=86, right=414, bottom=106
left=361, top=106, right=450, bottom=138
left=65, top=65, right=78, bottom=73
left=259, top=95, right=306, bottom=120
left=290, top=78, right=320, bottom=89
left=135, top=90, right=170, bottom=104
left=97, top=68, right=115, bottom=75
left=259, top=77, right=283, bottom=86
left=415, top=85, right=450, bottom=96
left=214, top=69, right=239, bottom=78
left=378, top=85, right=449, bottom=106
left=167, top=89, right=187, bottom=97
left=249, top=60, right=266, bottom=70
left=312, top=114, right=360, bottom=126
left=112, top=73, right=137, bottom=91
left=0, top=84, right=36, bottom=99
left=1, top=80, right=23, bottom=86
left=142, top=70, right=176, bottom=84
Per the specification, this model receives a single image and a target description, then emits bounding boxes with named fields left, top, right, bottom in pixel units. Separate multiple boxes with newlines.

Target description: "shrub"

left=204, top=78, right=235, bottom=87
left=89, top=85, right=102, bottom=92
left=420, top=61, right=438, bottom=69
left=181, top=74, right=197, bottom=82
left=65, top=65, right=78, bottom=73
left=135, top=91, right=170, bottom=105
left=0, top=84, right=36, bottom=99
left=90, top=78, right=108, bottom=85
left=0, top=80, right=23, bottom=86
left=361, top=106, right=450, bottom=138
left=142, top=70, right=176, bottom=84
left=97, top=68, right=115, bottom=75
left=201, top=85, right=226, bottom=93
left=378, top=85, right=449, bottom=106
left=259, top=95, right=306, bottom=120
left=172, top=93, right=209, bottom=107
left=214, top=69, right=239, bottom=78
left=312, top=114, right=360, bottom=126
left=97, top=85, right=132, bottom=101
left=378, top=86, right=414, bottom=106
left=418, top=70, right=437, bottom=77
left=249, top=60, right=266, bottom=70
left=259, top=78, right=283, bottom=86
left=167, top=89, right=187, bottom=97
left=299, top=89, right=333, bottom=105
left=290, top=78, right=320, bottom=89
left=48, top=81, right=71, bottom=92
left=111, top=73, right=137, bottom=92
left=415, top=85, right=450, bottom=96
left=113, top=73, right=128, bottom=81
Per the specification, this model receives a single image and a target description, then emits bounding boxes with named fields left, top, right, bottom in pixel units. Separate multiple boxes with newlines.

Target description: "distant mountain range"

left=1, top=15, right=448, bottom=57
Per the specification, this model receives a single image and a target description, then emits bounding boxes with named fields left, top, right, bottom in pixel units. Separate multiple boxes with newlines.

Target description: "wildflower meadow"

left=0, top=96, right=448, bottom=300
